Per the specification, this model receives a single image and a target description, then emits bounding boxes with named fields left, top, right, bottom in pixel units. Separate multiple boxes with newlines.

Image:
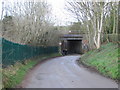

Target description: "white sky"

left=1, top=0, right=118, bottom=25
left=0, top=0, right=75, bottom=26
left=47, top=0, right=75, bottom=26
left=0, top=0, right=2, bottom=19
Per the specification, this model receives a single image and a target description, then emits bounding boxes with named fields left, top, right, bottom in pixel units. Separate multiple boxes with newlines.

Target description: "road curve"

left=20, top=55, right=118, bottom=88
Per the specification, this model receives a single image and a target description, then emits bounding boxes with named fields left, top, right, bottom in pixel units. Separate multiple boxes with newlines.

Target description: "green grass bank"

left=79, top=43, right=119, bottom=80
left=2, top=53, right=61, bottom=88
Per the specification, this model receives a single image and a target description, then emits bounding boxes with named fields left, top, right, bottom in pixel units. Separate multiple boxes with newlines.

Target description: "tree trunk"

left=113, top=9, right=116, bottom=34
left=97, top=32, right=101, bottom=49
left=96, top=6, right=103, bottom=49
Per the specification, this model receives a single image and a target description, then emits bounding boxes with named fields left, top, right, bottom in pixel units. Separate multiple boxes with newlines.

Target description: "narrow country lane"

left=20, top=55, right=118, bottom=88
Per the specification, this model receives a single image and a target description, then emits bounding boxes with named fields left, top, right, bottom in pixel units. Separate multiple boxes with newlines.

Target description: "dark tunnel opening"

left=67, top=40, right=82, bottom=54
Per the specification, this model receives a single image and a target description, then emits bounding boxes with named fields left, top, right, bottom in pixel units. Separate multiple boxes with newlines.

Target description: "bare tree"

left=65, top=0, right=119, bottom=49
left=2, top=0, right=58, bottom=46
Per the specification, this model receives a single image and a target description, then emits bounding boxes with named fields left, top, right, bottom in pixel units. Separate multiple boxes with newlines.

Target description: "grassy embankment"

left=80, top=43, right=119, bottom=80
left=2, top=53, right=61, bottom=88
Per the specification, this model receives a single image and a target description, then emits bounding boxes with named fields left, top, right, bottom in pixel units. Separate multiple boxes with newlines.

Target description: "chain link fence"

left=2, top=38, right=58, bottom=67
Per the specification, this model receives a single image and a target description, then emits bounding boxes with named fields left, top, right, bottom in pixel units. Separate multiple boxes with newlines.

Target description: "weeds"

left=80, top=43, right=119, bottom=79
left=2, top=53, right=61, bottom=88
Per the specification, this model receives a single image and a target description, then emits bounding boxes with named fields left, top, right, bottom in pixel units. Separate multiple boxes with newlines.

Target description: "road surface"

left=20, top=55, right=118, bottom=88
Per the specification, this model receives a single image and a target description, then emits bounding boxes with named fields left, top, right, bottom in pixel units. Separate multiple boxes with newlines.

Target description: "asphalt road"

left=20, top=55, right=118, bottom=88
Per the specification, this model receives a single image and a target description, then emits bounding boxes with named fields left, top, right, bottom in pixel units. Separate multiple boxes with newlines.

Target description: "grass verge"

left=79, top=43, right=119, bottom=80
left=2, top=53, right=61, bottom=88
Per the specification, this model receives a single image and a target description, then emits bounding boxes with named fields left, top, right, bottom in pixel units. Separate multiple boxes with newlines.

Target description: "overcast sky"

left=0, top=0, right=76, bottom=26
left=0, top=0, right=119, bottom=25
left=0, top=0, right=2, bottom=19
left=47, top=0, right=76, bottom=26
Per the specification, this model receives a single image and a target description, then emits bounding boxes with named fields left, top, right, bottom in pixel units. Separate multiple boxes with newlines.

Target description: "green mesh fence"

left=0, top=38, right=2, bottom=65
left=2, top=38, right=58, bottom=67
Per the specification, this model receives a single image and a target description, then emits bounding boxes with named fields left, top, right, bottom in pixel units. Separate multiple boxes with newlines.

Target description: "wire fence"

left=2, top=38, right=58, bottom=67
left=0, top=38, right=1, bottom=90
left=101, top=34, right=118, bottom=42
